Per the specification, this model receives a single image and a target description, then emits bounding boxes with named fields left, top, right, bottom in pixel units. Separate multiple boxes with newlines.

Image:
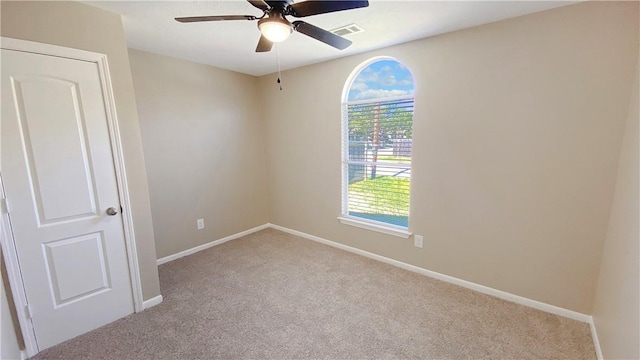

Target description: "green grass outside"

left=348, top=176, right=410, bottom=217
left=376, top=155, right=411, bottom=163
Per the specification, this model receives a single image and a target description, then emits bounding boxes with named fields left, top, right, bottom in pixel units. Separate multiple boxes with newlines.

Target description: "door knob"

left=106, top=207, right=118, bottom=216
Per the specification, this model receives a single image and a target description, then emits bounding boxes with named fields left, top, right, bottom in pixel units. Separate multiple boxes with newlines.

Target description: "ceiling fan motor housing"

left=266, top=0, right=295, bottom=13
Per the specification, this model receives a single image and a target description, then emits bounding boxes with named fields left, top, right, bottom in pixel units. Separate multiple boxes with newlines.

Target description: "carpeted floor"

left=32, top=228, right=596, bottom=359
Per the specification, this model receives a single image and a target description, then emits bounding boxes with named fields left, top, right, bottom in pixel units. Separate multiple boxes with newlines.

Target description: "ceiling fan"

left=175, top=0, right=369, bottom=53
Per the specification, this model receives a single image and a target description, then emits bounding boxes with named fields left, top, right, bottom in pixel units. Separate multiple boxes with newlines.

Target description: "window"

left=340, top=58, right=415, bottom=237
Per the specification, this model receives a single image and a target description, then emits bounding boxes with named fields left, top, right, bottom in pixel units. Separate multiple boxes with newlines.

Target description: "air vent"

left=330, top=23, right=364, bottom=37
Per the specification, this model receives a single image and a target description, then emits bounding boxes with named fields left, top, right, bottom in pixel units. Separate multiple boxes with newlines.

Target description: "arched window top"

left=344, top=57, right=415, bottom=102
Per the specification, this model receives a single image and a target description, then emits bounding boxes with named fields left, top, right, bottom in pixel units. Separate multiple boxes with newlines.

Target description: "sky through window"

left=347, top=59, right=414, bottom=102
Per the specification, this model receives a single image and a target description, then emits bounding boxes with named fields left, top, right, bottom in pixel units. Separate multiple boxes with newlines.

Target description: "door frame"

left=0, top=37, right=144, bottom=357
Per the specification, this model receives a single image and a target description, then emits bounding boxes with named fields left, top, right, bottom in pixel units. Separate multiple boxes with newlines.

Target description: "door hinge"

left=1, top=198, right=8, bottom=215
left=120, top=205, right=123, bottom=214
left=24, top=304, right=33, bottom=320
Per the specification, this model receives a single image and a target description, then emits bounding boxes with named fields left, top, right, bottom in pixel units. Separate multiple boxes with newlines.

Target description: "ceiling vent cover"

left=331, top=23, right=364, bottom=37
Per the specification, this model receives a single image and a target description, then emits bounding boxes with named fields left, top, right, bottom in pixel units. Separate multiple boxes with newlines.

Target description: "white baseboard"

left=589, top=317, right=604, bottom=360
left=156, top=224, right=270, bottom=265
left=20, top=350, right=27, bottom=360
left=142, top=295, right=163, bottom=310
left=154, top=222, right=597, bottom=348
left=268, top=223, right=591, bottom=324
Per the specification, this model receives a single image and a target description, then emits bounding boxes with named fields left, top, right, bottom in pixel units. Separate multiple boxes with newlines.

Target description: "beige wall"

left=0, top=1, right=161, bottom=300
left=592, top=58, right=639, bottom=359
left=128, top=50, right=269, bottom=258
left=259, top=1, right=639, bottom=314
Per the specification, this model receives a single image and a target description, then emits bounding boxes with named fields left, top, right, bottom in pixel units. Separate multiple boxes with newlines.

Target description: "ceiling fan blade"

left=175, top=15, right=257, bottom=23
left=255, top=35, right=273, bottom=52
left=289, top=0, right=369, bottom=18
left=247, top=0, right=269, bottom=11
left=293, top=21, right=352, bottom=50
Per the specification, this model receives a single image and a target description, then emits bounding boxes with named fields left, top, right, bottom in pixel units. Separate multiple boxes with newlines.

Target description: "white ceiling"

left=87, top=1, right=575, bottom=76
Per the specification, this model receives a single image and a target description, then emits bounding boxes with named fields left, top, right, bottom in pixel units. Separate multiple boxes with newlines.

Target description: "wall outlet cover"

left=414, top=235, right=423, bottom=248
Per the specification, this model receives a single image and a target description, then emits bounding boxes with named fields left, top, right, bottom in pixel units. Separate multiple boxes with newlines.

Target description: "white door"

left=1, top=48, right=134, bottom=350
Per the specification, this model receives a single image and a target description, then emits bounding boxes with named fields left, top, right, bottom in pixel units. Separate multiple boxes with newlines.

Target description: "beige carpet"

left=32, top=228, right=595, bottom=359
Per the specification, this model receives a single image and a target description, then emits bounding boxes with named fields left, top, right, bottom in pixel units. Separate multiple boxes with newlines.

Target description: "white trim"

left=1, top=37, right=112, bottom=63
left=20, top=350, right=28, bottom=360
left=97, top=50, right=144, bottom=313
left=340, top=102, right=350, bottom=216
left=268, top=223, right=591, bottom=323
left=156, top=224, right=270, bottom=265
left=142, top=295, right=163, bottom=310
left=0, top=177, right=39, bottom=356
left=0, top=37, right=145, bottom=356
left=338, top=216, right=411, bottom=238
left=589, top=317, right=604, bottom=360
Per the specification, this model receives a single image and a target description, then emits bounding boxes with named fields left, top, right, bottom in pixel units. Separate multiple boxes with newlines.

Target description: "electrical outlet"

left=197, top=218, right=205, bottom=230
left=414, top=234, right=423, bottom=248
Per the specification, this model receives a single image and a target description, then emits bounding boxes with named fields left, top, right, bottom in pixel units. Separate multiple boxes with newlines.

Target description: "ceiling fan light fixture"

left=258, top=14, right=292, bottom=43
left=176, top=0, right=369, bottom=52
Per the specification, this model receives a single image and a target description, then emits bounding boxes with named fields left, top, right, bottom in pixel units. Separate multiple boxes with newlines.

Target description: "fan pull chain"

left=276, top=44, right=283, bottom=91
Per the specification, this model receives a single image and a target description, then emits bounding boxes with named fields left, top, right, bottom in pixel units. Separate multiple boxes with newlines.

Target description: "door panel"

left=43, top=232, right=111, bottom=307
left=12, top=77, right=98, bottom=223
left=1, top=48, right=134, bottom=350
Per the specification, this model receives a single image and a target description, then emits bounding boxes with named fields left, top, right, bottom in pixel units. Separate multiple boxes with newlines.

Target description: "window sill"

left=337, top=216, right=412, bottom=238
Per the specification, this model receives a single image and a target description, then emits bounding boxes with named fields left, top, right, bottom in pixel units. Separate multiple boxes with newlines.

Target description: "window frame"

left=338, top=57, right=414, bottom=238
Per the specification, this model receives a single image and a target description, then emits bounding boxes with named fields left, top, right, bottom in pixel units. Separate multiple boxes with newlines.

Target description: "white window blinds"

left=343, top=96, right=414, bottom=228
